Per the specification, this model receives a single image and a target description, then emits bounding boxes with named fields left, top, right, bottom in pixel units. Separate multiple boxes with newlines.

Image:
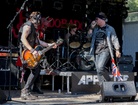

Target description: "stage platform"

left=1, top=90, right=138, bottom=105
left=1, top=71, right=138, bottom=104
left=40, top=70, right=137, bottom=94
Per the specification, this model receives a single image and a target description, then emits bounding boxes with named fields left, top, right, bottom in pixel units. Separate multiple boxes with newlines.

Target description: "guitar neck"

left=41, top=44, right=54, bottom=54
left=41, top=39, right=63, bottom=55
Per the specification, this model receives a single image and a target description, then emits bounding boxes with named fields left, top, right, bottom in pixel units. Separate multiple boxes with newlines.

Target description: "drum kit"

left=41, top=23, right=95, bottom=71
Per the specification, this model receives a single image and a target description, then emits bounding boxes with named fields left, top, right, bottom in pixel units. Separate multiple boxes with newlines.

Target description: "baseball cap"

left=96, top=12, right=107, bottom=21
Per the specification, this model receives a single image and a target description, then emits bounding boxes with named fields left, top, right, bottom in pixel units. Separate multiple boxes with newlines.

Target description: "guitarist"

left=18, top=11, right=57, bottom=100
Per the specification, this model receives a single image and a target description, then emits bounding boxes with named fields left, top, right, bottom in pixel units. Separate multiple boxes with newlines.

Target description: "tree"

left=125, top=0, right=138, bottom=22
left=127, top=0, right=138, bottom=12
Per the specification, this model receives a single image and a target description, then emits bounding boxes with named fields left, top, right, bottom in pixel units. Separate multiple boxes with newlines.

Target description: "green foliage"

left=127, top=0, right=138, bottom=12
left=125, top=0, right=138, bottom=22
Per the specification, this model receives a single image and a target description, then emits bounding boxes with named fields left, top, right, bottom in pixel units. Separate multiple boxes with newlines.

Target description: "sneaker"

left=21, top=92, right=38, bottom=100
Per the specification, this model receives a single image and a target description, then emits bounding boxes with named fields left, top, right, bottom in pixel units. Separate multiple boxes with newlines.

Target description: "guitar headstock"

left=56, top=38, right=64, bottom=44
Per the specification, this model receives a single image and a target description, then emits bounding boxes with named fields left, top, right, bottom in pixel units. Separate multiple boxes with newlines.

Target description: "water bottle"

left=58, top=89, right=61, bottom=93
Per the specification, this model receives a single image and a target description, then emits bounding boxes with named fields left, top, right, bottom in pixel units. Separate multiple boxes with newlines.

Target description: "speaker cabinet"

left=0, top=58, right=19, bottom=87
left=135, top=61, right=138, bottom=68
left=118, top=64, right=134, bottom=72
left=101, top=81, right=137, bottom=102
left=0, top=88, right=7, bottom=104
left=118, top=55, right=133, bottom=64
left=135, top=52, right=138, bottom=60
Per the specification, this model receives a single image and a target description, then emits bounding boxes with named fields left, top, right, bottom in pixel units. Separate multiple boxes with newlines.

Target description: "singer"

left=88, top=12, right=121, bottom=98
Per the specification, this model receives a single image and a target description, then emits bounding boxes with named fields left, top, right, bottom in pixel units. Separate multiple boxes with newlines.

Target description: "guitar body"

left=22, top=38, right=63, bottom=69
left=22, top=45, right=44, bottom=69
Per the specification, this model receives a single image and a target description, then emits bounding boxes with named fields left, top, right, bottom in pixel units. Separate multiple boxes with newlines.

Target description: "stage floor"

left=1, top=89, right=138, bottom=105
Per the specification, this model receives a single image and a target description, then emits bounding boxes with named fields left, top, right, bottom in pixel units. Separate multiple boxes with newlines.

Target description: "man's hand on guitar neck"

left=52, top=42, right=57, bottom=49
left=47, top=42, right=57, bottom=49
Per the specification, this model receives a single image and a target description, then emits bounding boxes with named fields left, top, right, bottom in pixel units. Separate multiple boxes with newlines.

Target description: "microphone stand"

left=50, top=31, right=62, bottom=69
left=59, top=27, right=76, bottom=70
left=6, top=0, right=28, bottom=101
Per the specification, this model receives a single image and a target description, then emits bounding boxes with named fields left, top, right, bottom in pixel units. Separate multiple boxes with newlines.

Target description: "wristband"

left=116, top=49, right=120, bottom=51
left=30, top=49, right=35, bottom=53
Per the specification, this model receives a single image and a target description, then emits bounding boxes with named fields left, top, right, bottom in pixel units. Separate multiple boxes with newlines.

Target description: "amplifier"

left=118, top=55, right=133, bottom=64
left=0, top=58, right=19, bottom=86
left=0, top=46, right=18, bottom=57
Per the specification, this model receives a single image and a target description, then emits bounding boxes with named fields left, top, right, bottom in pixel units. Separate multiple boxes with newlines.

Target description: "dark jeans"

left=94, top=51, right=111, bottom=87
left=23, top=66, right=41, bottom=91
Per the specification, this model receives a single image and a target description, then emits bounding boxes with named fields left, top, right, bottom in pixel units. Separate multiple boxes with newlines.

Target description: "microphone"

left=76, top=30, right=82, bottom=35
left=45, top=16, right=49, bottom=20
left=45, top=18, right=53, bottom=25
left=48, top=18, right=53, bottom=23
left=88, top=21, right=96, bottom=30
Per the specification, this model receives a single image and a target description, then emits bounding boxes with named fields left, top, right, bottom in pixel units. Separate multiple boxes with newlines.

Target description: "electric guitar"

left=21, top=38, right=63, bottom=69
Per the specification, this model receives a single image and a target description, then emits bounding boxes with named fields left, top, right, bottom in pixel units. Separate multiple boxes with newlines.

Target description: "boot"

left=32, top=83, right=44, bottom=94
left=21, top=89, right=38, bottom=100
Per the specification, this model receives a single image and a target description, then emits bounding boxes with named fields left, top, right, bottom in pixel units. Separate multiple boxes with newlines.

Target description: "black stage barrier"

left=71, top=71, right=135, bottom=94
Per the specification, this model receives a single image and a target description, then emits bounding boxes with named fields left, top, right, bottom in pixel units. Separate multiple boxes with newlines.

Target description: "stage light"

left=86, top=0, right=92, bottom=5
left=71, top=0, right=84, bottom=13
left=53, top=1, right=63, bottom=10
left=72, top=3, right=82, bottom=12
left=6, top=0, right=17, bottom=5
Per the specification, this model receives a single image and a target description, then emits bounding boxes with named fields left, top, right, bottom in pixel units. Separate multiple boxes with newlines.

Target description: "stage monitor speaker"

left=101, top=81, right=137, bottom=102
left=0, top=88, right=7, bottom=104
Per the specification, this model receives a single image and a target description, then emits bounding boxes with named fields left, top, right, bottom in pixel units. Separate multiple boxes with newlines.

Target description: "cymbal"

left=83, top=42, right=91, bottom=49
left=69, top=42, right=80, bottom=49
left=61, top=23, right=77, bottom=28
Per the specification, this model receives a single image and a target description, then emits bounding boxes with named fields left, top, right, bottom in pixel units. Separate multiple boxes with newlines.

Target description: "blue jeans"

left=94, top=51, right=111, bottom=87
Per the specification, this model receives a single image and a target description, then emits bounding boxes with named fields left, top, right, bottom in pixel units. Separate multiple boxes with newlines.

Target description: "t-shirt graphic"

left=95, top=29, right=108, bottom=54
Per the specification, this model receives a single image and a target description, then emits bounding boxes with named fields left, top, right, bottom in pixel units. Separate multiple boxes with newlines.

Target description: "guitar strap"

left=36, top=31, right=41, bottom=45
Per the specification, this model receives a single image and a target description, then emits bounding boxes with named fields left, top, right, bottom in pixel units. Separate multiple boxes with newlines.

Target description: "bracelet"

left=116, top=49, right=120, bottom=51
left=30, top=49, right=35, bottom=53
